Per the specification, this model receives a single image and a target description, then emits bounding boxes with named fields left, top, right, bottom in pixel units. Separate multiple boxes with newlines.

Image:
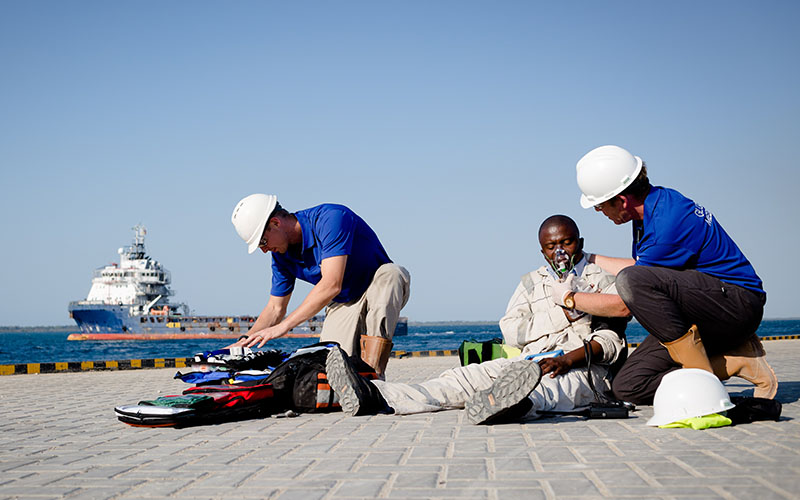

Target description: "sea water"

left=0, top=320, right=798, bottom=365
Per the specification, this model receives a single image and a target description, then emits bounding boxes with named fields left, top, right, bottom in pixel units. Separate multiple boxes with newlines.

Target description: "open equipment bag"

left=263, top=342, right=377, bottom=413
left=114, top=381, right=275, bottom=427
left=115, top=342, right=377, bottom=427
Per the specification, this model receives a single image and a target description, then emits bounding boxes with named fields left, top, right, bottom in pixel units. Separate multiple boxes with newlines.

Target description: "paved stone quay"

left=1, top=340, right=799, bottom=500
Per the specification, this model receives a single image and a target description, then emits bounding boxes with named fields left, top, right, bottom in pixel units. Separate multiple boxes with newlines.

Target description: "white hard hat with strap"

left=576, top=145, right=643, bottom=209
left=646, top=368, right=736, bottom=426
left=231, top=193, right=278, bottom=254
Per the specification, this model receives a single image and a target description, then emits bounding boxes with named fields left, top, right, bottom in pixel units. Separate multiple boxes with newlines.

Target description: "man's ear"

left=622, top=194, right=643, bottom=208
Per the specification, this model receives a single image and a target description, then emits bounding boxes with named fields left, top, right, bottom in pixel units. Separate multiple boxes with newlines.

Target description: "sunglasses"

left=258, top=224, right=271, bottom=248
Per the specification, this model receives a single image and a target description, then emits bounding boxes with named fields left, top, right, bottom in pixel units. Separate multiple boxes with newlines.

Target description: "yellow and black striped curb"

left=625, top=334, right=800, bottom=349
left=760, top=335, right=800, bottom=341
left=0, top=358, right=187, bottom=376
left=0, top=352, right=459, bottom=375
left=1, top=335, right=798, bottom=376
left=392, top=349, right=459, bottom=359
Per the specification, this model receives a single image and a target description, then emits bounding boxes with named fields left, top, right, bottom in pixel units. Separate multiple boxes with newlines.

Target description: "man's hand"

left=538, top=355, right=574, bottom=378
left=550, top=274, right=575, bottom=307
left=231, top=324, right=289, bottom=349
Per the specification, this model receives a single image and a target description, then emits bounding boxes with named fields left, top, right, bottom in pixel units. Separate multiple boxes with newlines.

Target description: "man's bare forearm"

left=271, top=254, right=348, bottom=336
left=278, top=280, right=341, bottom=333
left=573, top=292, right=631, bottom=318
left=250, top=298, right=289, bottom=332
left=588, top=254, right=635, bottom=276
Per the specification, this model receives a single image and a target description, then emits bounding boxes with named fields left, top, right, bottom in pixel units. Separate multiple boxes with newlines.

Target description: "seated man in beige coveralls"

left=326, top=215, right=630, bottom=424
left=230, top=194, right=410, bottom=379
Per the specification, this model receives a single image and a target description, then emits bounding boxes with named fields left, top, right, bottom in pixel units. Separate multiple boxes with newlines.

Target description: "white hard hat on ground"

left=231, top=194, right=278, bottom=254
left=646, top=368, right=736, bottom=427
left=576, top=145, right=643, bottom=209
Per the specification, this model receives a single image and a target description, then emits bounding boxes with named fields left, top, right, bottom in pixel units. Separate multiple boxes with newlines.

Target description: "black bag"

left=264, top=342, right=376, bottom=413
left=727, top=396, right=782, bottom=425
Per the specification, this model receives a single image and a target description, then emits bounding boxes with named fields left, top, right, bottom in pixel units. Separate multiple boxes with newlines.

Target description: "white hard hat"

left=576, top=145, right=643, bottom=209
left=646, top=368, right=736, bottom=426
left=231, top=194, right=278, bottom=254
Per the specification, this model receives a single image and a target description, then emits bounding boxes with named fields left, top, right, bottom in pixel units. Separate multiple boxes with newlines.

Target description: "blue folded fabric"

left=174, top=371, right=232, bottom=384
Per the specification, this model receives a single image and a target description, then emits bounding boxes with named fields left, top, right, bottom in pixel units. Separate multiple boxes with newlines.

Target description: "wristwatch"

left=563, top=291, right=576, bottom=309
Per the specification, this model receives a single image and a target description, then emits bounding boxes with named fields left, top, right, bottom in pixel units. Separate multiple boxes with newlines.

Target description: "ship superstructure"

left=67, top=225, right=406, bottom=340
left=81, top=225, right=188, bottom=316
left=68, top=226, right=256, bottom=339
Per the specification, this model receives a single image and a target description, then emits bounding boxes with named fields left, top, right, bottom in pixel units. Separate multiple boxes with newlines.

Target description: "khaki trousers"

left=320, top=263, right=411, bottom=355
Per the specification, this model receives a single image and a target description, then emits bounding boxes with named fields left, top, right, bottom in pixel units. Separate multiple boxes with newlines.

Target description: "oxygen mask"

left=552, top=248, right=573, bottom=279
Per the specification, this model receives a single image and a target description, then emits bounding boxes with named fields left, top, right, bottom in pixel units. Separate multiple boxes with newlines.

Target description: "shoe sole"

left=465, top=361, right=542, bottom=425
left=325, top=347, right=362, bottom=416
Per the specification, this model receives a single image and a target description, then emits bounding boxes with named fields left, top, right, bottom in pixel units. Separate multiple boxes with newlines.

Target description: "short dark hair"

left=268, top=202, right=292, bottom=221
left=538, top=215, right=580, bottom=240
left=619, top=162, right=650, bottom=200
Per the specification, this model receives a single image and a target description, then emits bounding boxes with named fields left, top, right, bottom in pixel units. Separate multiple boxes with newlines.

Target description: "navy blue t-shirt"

left=632, top=186, right=764, bottom=294
left=270, top=204, right=392, bottom=303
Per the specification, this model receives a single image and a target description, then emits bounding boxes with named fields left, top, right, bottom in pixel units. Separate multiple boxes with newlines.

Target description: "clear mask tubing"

left=551, top=248, right=575, bottom=278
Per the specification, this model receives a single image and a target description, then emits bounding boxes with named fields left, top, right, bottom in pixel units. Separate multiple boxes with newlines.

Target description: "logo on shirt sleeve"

left=694, top=203, right=714, bottom=226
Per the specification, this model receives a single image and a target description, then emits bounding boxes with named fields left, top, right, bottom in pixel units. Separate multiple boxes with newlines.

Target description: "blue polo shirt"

left=632, top=186, right=764, bottom=294
left=270, top=204, right=392, bottom=303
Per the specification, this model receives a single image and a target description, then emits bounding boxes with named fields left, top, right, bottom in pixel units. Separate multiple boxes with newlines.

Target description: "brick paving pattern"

left=1, top=340, right=799, bottom=499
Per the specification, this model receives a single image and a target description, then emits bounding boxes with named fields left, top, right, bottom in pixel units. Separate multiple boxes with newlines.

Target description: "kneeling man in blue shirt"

left=561, top=145, right=776, bottom=404
left=230, top=194, right=410, bottom=379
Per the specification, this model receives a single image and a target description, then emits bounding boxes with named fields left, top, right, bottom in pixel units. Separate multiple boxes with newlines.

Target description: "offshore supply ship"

left=67, top=226, right=407, bottom=340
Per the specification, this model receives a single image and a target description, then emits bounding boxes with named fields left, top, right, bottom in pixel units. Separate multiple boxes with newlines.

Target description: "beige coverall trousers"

left=372, top=357, right=609, bottom=416
left=320, top=263, right=411, bottom=356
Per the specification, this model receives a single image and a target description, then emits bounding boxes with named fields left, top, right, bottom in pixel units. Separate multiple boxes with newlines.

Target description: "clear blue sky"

left=1, top=1, right=798, bottom=326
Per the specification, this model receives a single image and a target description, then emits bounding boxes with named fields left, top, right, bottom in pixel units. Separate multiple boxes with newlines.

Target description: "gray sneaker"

left=465, top=360, right=542, bottom=425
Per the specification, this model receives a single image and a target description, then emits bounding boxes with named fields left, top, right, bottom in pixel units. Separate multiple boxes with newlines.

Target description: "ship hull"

left=68, top=302, right=258, bottom=339
left=68, top=302, right=405, bottom=340
left=66, top=332, right=320, bottom=340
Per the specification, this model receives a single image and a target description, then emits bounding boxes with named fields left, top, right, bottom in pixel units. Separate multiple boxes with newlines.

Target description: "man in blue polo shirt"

left=555, top=145, right=776, bottom=404
left=230, top=194, right=410, bottom=378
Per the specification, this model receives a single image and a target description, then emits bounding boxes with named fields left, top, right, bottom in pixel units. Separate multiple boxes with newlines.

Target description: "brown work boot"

left=360, top=335, right=393, bottom=380
left=662, top=325, right=714, bottom=373
left=711, top=334, right=778, bottom=399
